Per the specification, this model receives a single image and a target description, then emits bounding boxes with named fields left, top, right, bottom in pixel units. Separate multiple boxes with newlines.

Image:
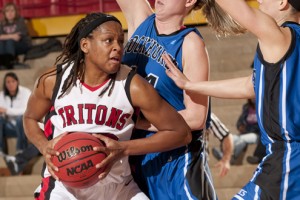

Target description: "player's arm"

left=215, top=0, right=290, bottom=64
left=209, top=113, right=233, bottom=177
left=217, top=133, right=233, bottom=177
left=164, top=53, right=255, bottom=99
left=125, top=74, right=192, bottom=155
left=95, top=74, right=191, bottom=156
left=179, top=32, right=209, bottom=130
left=186, top=75, right=255, bottom=99
left=116, top=0, right=153, bottom=38
left=93, top=74, right=191, bottom=179
left=23, top=67, right=63, bottom=179
left=23, top=69, right=54, bottom=153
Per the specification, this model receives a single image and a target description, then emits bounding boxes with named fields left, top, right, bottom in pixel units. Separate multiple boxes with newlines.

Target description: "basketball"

left=52, top=132, right=107, bottom=189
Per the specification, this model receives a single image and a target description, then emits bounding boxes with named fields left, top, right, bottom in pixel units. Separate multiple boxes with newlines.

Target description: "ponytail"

left=193, top=0, right=246, bottom=36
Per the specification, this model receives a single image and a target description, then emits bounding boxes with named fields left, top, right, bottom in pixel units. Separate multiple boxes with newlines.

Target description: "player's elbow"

left=186, top=131, right=193, bottom=144
left=180, top=112, right=206, bottom=131
left=182, top=126, right=192, bottom=145
left=188, top=118, right=205, bottom=131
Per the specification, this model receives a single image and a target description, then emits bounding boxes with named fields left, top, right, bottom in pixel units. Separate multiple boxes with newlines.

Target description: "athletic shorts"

left=34, top=175, right=149, bottom=200
left=131, top=139, right=217, bottom=200
left=233, top=141, right=300, bottom=200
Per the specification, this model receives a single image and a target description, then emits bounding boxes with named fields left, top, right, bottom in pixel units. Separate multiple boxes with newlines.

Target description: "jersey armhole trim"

left=125, top=69, right=136, bottom=108
left=51, top=64, right=63, bottom=105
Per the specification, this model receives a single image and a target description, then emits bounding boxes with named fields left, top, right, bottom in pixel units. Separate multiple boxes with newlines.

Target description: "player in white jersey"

left=22, top=12, right=191, bottom=200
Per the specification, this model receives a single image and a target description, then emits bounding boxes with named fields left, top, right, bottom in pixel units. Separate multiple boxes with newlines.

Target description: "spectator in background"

left=0, top=72, right=31, bottom=155
left=207, top=112, right=233, bottom=177
left=0, top=2, right=31, bottom=69
left=212, top=99, right=265, bottom=164
left=4, top=121, right=44, bottom=176
left=4, top=143, right=40, bottom=175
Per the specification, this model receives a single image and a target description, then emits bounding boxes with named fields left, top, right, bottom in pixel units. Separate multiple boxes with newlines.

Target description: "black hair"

left=3, top=72, right=19, bottom=97
left=38, top=13, right=121, bottom=98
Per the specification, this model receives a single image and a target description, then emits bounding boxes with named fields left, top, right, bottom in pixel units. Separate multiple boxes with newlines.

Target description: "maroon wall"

left=0, top=0, right=155, bottom=19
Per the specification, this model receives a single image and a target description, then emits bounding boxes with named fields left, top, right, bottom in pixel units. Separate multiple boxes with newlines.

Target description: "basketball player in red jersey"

left=23, top=13, right=191, bottom=200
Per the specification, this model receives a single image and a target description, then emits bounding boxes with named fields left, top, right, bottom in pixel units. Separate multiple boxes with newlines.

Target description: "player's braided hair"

left=192, top=0, right=246, bottom=36
left=52, top=13, right=119, bottom=98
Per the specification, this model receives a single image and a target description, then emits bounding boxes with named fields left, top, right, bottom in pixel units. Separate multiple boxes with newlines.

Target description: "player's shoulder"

left=182, top=29, right=206, bottom=60
left=38, top=66, right=57, bottom=81
left=35, top=66, right=57, bottom=92
left=183, top=30, right=204, bottom=47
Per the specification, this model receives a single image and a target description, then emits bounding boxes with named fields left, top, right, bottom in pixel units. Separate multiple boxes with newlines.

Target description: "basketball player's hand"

left=214, top=159, right=230, bottom=177
left=43, top=132, right=68, bottom=180
left=92, top=133, right=125, bottom=180
left=162, top=53, right=189, bottom=90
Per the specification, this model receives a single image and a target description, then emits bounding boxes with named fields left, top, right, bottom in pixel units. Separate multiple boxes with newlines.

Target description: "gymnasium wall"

left=0, top=0, right=258, bottom=37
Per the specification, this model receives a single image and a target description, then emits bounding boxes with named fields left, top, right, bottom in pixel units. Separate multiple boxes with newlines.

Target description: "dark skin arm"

left=25, top=69, right=191, bottom=180
left=23, top=67, right=64, bottom=180
left=93, top=74, right=192, bottom=179
left=126, top=74, right=192, bottom=154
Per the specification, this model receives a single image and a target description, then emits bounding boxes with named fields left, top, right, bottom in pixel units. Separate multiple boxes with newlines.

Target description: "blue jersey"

left=123, top=14, right=203, bottom=111
left=123, top=14, right=216, bottom=200
left=253, top=22, right=300, bottom=145
left=234, top=22, right=300, bottom=200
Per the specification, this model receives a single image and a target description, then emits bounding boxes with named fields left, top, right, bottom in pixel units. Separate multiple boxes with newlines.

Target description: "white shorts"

left=34, top=175, right=149, bottom=200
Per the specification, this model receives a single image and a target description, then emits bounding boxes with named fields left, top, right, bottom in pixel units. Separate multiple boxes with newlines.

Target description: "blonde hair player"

left=163, top=0, right=300, bottom=199
left=116, top=0, right=245, bottom=199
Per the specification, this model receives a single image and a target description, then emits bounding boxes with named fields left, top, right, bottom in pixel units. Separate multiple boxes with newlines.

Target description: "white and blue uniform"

left=233, top=22, right=300, bottom=200
left=123, top=14, right=216, bottom=200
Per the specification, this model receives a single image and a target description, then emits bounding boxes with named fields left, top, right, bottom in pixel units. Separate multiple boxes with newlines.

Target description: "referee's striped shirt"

left=208, top=113, right=230, bottom=142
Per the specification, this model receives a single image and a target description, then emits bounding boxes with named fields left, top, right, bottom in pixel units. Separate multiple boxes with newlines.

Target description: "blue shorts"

left=130, top=136, right=217, bottom=200
left=233, top=141, right=300, bottom=200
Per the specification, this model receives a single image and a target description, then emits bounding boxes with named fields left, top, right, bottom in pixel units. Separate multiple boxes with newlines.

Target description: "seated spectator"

left=4, top=143, right=40, bottom=175
left=0, top=2, right=31, bottom=69
left=4, top=122, right=44, bottom=175
left=0, top=72, right=31, bottom=155
left=212, top=99, right=266, bottom=164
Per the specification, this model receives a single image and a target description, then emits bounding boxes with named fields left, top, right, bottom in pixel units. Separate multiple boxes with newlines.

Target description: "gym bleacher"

left=0, top=1, right=260, bottom=200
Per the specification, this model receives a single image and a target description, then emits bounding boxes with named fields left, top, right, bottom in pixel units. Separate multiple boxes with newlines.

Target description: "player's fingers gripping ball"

left=51, top=132, right=107, bottom=188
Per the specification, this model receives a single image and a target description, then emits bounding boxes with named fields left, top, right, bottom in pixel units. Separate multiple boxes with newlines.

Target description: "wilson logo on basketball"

left=66, top=160, right=94, bottom=176
left=57, top=145, right=93, bottom=162
left=52, top=132, right=107, bottom=188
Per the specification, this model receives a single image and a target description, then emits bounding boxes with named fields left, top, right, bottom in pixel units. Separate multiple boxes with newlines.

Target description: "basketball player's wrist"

left=182, top=82, right=192, bottom=92
left=36, top=140, right=49, bottom=155
left=118, top=141, right=130, bottom=156
left=221, top=155, right=231, bottom=163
